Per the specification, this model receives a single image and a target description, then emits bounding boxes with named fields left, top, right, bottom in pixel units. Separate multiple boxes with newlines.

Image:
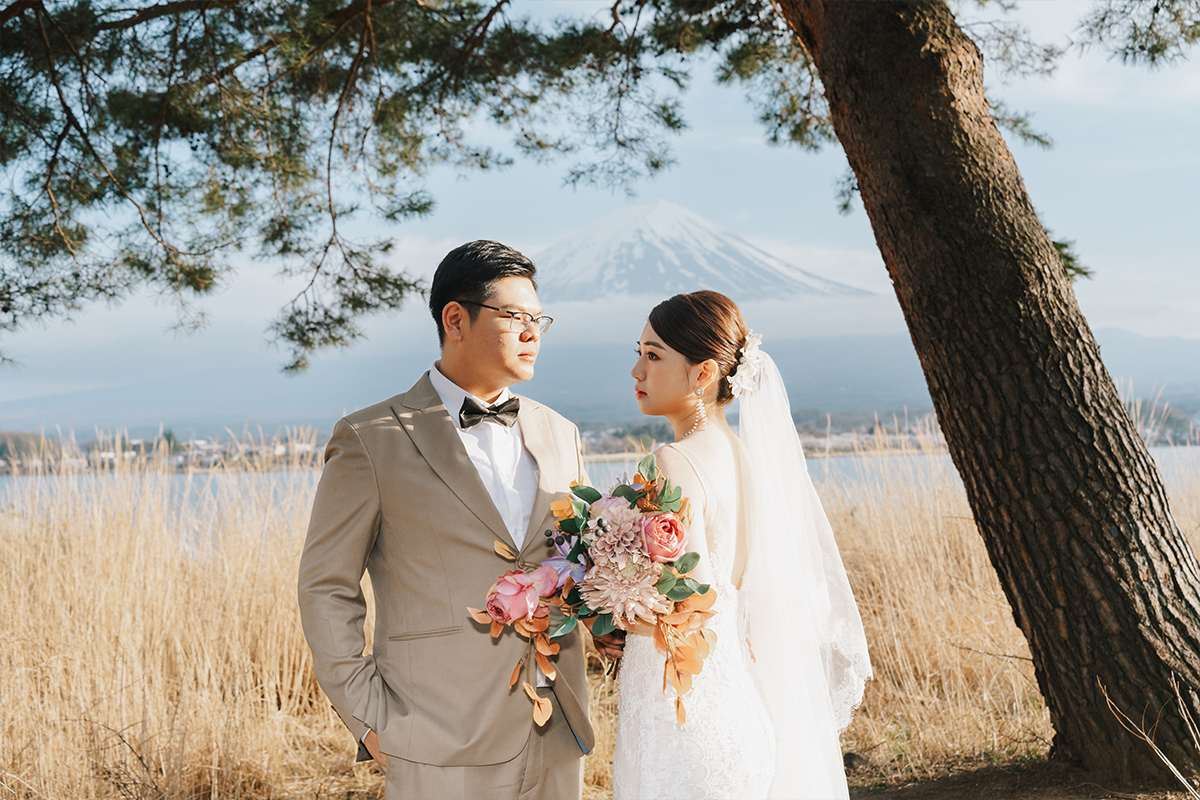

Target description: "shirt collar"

left=429, top=363, right=512, bottom=431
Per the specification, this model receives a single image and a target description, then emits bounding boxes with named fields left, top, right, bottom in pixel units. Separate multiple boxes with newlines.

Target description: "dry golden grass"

left=1, top=430, right=1196, bottom=798
left=825, top=430, right=1053, bottom=783
left=0, top=439, right=383, bottom=799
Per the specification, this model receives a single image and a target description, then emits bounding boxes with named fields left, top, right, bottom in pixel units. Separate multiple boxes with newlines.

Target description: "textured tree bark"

left=776, top=0, right=1200, bottom=783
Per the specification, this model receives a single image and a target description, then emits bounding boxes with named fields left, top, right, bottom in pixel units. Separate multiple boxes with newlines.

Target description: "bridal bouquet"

left=469, top=453, right=717, bottom=725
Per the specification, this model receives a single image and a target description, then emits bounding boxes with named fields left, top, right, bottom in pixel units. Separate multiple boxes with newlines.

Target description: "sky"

left=1, top=1, right=1197, bottom=424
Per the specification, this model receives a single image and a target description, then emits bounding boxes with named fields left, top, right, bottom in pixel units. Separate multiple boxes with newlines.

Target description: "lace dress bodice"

left=612, top=439, right=776, bottom=800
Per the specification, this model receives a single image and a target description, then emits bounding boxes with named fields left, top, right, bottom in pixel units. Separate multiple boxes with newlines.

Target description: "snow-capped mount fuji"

left=534, top=200, right=869, bottom=302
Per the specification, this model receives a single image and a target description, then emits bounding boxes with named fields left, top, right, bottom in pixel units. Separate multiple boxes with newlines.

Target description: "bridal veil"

left=732, top=334, right=872, bottom=799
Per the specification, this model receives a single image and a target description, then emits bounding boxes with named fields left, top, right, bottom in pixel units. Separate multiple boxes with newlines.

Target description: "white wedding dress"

left=613, top=436, right=776, bottom=800
left=613, top=342, right=870, bottom=800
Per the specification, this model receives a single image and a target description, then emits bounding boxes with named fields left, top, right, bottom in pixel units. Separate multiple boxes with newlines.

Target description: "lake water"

left=3, top=446, right=1195, bottom=506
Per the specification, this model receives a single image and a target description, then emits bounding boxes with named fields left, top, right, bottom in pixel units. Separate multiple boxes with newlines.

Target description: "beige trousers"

left=383, top=689, right=585, bottom=800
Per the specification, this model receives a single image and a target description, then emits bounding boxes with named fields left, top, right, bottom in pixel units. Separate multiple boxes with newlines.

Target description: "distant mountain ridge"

left=535, top=200, right=870, bottom=301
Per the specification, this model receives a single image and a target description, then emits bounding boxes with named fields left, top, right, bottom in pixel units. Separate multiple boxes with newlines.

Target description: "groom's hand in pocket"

left=363, top=730, right=388, bottom=772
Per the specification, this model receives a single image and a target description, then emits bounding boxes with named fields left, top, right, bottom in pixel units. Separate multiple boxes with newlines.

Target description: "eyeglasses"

left=457, top=300, right=554, bottom=334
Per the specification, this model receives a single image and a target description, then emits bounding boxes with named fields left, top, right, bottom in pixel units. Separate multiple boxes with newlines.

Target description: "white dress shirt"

left=429, top=364, right=540, bottom=547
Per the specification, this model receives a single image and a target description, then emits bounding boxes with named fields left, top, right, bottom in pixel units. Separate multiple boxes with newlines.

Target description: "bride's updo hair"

left=648, top=290, right=748, bottom=406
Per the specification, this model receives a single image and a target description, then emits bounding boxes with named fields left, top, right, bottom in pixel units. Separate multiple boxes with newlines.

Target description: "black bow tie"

left=459, top=396, right=520, bottom=429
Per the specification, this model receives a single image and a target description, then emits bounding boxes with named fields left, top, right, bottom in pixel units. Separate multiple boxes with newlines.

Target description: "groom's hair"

left=429, top=240, right=538, bottom=347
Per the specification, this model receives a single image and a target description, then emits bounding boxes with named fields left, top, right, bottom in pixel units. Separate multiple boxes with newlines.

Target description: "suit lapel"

left=393, top=374, right=516, bottom=551
left=517, top=400, right=563, bottom=561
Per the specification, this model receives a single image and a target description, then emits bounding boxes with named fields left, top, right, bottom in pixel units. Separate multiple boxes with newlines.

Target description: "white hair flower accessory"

left=729, top=331, right=765, bottom=398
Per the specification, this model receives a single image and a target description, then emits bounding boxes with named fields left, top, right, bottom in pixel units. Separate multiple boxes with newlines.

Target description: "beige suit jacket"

left=297, top=373, right=593, bottom=767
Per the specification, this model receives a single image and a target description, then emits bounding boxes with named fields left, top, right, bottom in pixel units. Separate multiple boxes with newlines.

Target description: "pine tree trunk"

left=777, top=0, right=1200, bottom=784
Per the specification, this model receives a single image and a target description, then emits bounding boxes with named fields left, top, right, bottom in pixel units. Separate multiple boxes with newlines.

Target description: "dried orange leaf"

left=490, top=620, right=503, bottom=638
left=534, top=650, right=558, bottom=681
left=659, top=610, right=692, bottom=626
left=678, top=589, right=717, bottom=613
left=510, top=656, right=526, bottom=688
left=494, top=540, right=518, bottom=561
left=677, top=669, right=693, bottom=695
left=675, top=644, right=703, bottom=674
left=467, top=607, right=492, bottom=625
left=653, top=623, right=669, bottom=654
left=675, top=697, right=687, bottom=725
left=551, top=496, right=575, bottom=521
left=523, top=681, right=553, bottom=726
left=532, top=695, right=553, bottom=726
left=527, top=615, right=550, bottom=633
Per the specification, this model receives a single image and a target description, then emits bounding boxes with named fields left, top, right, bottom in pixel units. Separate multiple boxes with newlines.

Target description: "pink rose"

left=639, top=512, right=687, bottom=562
left=485, top=566, right=558, bottom=624
left=527, top=564, right=560, bottom=597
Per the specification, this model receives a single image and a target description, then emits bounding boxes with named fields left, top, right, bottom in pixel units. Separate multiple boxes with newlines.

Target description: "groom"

left=298, top=241, right=616, bottom=799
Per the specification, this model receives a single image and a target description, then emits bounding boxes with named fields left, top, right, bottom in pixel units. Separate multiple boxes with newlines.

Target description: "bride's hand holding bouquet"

left=469, top=452, right=717, bottom=725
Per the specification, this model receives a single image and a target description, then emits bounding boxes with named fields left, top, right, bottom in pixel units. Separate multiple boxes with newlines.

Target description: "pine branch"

left=95, top=0, right=245, bottom=32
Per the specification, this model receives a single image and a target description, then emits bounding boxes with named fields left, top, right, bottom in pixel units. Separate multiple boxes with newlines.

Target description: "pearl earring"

left=683, top=386, right=707, bottom=438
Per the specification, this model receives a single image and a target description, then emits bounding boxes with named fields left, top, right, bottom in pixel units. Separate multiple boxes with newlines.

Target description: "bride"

left=612, top=291, right=872, bottom=800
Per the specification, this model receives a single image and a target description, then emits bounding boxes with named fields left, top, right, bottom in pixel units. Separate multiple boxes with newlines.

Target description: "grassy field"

left=1, top=433, right=1196, bottom=799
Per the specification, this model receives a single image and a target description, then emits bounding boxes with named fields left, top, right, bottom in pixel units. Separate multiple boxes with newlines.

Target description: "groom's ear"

left=442, top=301, right=468, bottom=344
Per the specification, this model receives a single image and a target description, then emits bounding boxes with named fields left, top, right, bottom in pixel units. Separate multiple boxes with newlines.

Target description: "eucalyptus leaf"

left=657, top=570, right=678, bottom=595
left=674, top=551, right=700, bottom=574
left=550, top=615, right=578, bottom=639
left=638, top=453, right=658, bottom=481
left=612, top=485, right=639, bottom=505
left=667, top=583, right=696, bottom=602
left=559, top=517, right=581, bottom=534
left=567, top=538, right=587, bottom=563
left=572, top=485, right=602, bottom=504
left=592, top=613, right=617, bottom=637
left=566, top=585, right=583, bottom=606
